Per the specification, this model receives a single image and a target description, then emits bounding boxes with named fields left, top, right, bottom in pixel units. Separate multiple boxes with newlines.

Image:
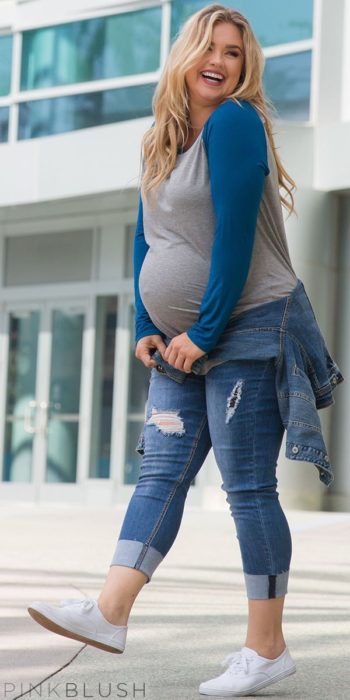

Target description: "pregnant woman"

left=28, top=4, right=343, bottom=696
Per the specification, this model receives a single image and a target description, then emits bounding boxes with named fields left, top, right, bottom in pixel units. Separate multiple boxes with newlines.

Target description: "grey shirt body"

left=139, top=126, right=297, bottom=339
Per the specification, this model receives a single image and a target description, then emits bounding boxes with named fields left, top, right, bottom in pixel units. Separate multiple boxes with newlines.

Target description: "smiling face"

left=185, top=21, right=244, bottom=108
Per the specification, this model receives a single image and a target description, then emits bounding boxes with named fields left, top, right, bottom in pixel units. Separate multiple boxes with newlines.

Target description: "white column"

left=312, top=0, right=346, bottom=124
left=324, top=196, right=350, bottom=511
left=276, top=178, right=340, bottom=509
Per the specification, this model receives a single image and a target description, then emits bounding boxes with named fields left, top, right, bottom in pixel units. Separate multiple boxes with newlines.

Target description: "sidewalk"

left=1, top=503, right=350, bottom=700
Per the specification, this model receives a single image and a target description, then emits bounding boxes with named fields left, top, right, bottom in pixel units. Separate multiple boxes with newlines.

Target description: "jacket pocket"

left=278, top=362, right=322, bottom=433
left=287, top=363, right=317, bottom=405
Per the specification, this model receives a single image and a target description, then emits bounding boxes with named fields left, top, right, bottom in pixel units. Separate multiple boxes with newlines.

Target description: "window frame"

left=0, top=1, right=169, bottom=142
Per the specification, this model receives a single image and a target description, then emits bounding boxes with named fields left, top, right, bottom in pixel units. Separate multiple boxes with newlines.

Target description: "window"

left=18, top=83, right=156, bottom=139
left=0, top=33, right=12, bottom=142
left=264, top=51, right=312, bottom=121
left=0, top=107, right=9, bottom=142
left=21, top=8, right=162, bottom=91
left=170, top=0, right=313, bottom=47
left=4, top=230, right=93, bottom=285
left=0, top=34, right=12, bottom=96
left=46, top=309, right=85, bottom=483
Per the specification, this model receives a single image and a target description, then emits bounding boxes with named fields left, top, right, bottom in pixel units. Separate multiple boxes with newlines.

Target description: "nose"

left=208, top=53, right=224, bottom=69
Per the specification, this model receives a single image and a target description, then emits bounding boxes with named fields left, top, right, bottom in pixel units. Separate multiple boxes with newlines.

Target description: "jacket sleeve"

left=134, top=191, right=166, bottom=344
left=185, top=100, right=270, bottom=354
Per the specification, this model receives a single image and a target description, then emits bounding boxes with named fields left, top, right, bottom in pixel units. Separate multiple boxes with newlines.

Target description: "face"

left=185, top=21, right=244, bottom=106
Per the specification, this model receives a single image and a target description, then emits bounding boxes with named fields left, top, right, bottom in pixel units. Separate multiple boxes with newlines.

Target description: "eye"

left=228, top=51, right=240, bottom=57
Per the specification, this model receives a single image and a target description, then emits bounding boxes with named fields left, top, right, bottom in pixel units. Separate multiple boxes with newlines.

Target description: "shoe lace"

left=60, top=598, right=95, bottom=612
left=221, top=650, right=250, bottom=675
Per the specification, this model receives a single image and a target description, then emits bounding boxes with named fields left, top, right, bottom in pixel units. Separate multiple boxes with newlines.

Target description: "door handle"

left=38, top=401, right=62, bottom=434
left=24, top=400, right=38, bottom=434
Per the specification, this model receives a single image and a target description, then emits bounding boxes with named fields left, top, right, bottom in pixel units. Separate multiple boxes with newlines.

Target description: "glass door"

left=45, top=304, right=85, bottom=483
left=1, top=300, right=88, bottom=487
left=2, top=308, right=40, bottom=482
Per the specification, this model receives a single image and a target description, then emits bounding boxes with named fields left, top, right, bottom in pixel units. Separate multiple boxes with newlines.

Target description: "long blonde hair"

left=140, top=3, right=296, bottom=217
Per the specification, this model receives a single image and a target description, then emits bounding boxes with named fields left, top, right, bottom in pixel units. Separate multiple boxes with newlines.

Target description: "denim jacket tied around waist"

left=151, top=279, right=344, bottom=487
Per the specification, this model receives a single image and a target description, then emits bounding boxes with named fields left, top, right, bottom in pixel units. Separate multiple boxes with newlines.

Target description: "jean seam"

left=275, top=292, right=292, bottom=370
left=134, top=413, right=209, bottom=570
left=251, top=359, right=275, bottom=574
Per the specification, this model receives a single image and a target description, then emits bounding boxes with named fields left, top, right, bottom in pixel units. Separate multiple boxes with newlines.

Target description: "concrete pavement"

left=1, top=503, right=350, bottom=700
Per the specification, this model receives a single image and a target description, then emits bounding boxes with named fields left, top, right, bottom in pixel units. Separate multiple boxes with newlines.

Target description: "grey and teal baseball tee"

left=134, top=98, right=297, bottom=354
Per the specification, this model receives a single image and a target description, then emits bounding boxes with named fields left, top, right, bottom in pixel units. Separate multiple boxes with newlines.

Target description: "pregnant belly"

left=139, top=248, right=209, bottom=338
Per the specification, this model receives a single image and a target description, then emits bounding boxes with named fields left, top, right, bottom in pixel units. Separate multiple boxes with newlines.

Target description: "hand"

left=163, top=332, right=205, bottom=373
left=135, top=335, right=167, bottom=369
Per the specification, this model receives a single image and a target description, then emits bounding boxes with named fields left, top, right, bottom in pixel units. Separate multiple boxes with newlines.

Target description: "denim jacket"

left=151, top=279, right=344, bottom=487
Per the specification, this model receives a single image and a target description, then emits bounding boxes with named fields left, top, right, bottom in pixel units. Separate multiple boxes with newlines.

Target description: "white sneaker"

left=199, top=645, right=296, bottom=696
left=27, top=598, right=128, bottom=654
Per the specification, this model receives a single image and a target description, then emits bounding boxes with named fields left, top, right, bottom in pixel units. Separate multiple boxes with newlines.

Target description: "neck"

left=188, top=102, right=217, bottom=131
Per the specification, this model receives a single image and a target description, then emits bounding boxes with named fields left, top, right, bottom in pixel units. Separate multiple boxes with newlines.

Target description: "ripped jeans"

left=110, top=356, right=292, bottom=599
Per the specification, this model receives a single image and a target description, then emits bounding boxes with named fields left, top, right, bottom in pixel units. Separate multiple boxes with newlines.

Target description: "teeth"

left=202, top=72, right=224, bottom=80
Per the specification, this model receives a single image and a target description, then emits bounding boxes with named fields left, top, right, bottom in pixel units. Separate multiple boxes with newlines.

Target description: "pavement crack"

left=11, top=645, right=87, bottom=699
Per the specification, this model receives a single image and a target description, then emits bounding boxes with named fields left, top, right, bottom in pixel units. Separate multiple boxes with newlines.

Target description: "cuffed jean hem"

left=110, top=539, right=164, bottom=583
left=244, top=570, right=289, bottom=599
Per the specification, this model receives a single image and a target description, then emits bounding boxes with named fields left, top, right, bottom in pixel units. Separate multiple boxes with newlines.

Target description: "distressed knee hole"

left=146, top=407, right=185, bottom=436
left=225, top=380, right=244, bottom=424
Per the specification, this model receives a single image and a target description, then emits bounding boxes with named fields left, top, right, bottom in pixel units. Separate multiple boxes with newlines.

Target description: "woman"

left=28, top=4, right=343, bottom=696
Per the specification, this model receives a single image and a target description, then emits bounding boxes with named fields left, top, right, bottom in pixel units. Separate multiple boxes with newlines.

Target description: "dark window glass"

left=21, top=8, right=161, bottom=90
left=0, top=107, right=9, bottom=142
left=18, top=83, right=156, bottom=140
left=171, top=0, right=313, bottom=47
left=89, top=297, right=118, bottom=479
left=4, top=230, right=93, bottom=284
left=0, top=34, right=12, bottom=96
left=264, top=51, right=312, bottom=121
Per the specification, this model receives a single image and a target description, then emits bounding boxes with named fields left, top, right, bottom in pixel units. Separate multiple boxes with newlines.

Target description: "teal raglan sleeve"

left=186, top=100, right=270, bottom=354
left=134, top=191, right=166, bottom=344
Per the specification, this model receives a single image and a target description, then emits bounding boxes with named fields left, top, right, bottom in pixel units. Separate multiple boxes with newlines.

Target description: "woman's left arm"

left=185, top=100, right=270, bottom=354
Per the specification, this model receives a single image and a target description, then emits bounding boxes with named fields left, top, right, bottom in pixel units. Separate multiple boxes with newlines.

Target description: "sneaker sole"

left=27, top=607, right=124, bottom=654
left=199, top=664, right=297, bottom=696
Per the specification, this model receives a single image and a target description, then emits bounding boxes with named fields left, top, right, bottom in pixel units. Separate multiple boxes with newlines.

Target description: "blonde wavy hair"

left=140, top=3, right=296, bottom=217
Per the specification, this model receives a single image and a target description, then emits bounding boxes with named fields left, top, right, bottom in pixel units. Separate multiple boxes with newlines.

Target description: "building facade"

left=0, top=0, right=349, bottom=511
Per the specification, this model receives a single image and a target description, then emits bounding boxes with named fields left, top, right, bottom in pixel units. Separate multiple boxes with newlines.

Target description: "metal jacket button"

left=292, top=445, right=299, bottom=454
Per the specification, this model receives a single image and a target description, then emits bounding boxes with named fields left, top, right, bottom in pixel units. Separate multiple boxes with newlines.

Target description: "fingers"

left=135, top=335, right=165, bottom=369
left=155, top=339, right=167, bottom=356
left=134, top=335, right=195, bottom=372
left=165, top=347, right=192, bottom=373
